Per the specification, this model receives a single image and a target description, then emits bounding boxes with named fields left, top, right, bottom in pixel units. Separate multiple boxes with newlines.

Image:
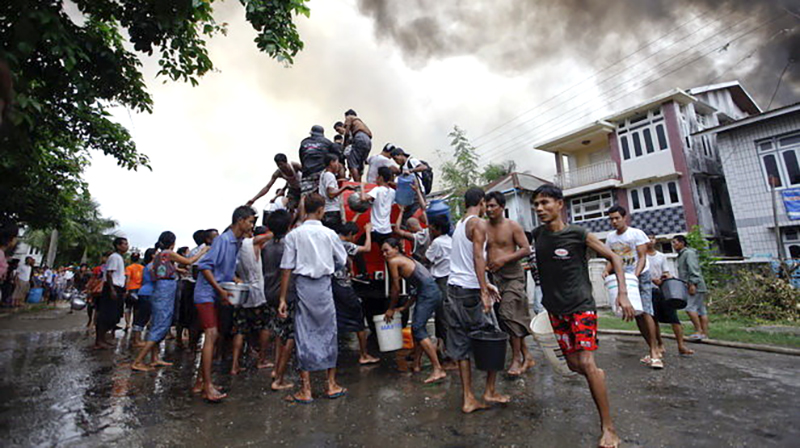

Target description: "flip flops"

left=326, top=388, right=348, bottom=400
left=285, top=394, right=314, bottom=404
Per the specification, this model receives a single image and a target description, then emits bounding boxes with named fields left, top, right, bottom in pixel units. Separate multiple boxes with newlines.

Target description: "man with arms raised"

left=484, top=191, right=534, bottom=376
left=532, top=185, right=633, bottom=448
left=246, top=153, right=303, bottom=216
left=445, top=187, right=509, bottom=413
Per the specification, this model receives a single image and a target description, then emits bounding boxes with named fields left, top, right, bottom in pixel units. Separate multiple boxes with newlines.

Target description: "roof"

left=687, top=81, right=762, bottom=115
left=484, top=172, right=551, bottom=193
left=693, top=102, right=800, bottom=137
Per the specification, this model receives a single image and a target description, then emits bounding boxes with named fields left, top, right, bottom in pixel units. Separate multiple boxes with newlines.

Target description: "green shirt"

left=532, top=224, right=595, bottom=315
left=676, top=247, right=707, bottom=293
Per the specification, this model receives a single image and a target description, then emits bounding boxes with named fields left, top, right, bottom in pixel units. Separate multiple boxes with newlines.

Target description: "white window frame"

left=757, top=132, right=800, bottom=190
left=628, top=180, right=682, bottom=212
left=618, top=107, right=669, bottom=162
left=571, top=191, right=615, bottom=223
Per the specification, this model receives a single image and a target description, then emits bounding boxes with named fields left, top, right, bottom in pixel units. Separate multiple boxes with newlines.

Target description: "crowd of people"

left=0, top=109, right=714, bottom=448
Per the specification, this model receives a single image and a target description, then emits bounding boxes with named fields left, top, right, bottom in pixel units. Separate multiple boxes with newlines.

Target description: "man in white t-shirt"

left=366, top=143, right=400, bottom=184
left=95, top=237, right=128, bottom=349
left=12, top=256, right=34, bottom=307
left=319, top=154, right=356, bottom=229
left=604, top=205, right=662, bottom=369
left=391, top=147, right=430, bottom=221
left=362, top=166, right=396, bottom=246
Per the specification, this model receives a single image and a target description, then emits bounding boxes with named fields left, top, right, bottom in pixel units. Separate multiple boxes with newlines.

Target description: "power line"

left=472, top=6, right=743, bottom=152
left=768, top=59, right=794, bottom=110
left=478, top=14, right=780, bottom=162
left=480, top=14, right=784, bottom=164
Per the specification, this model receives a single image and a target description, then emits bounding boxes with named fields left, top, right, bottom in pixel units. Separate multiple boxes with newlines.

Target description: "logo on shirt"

left=554, top=248, right=570, bottom=259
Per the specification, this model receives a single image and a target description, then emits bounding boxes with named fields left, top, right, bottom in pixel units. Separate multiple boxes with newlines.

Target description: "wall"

left=717, top=111, right=800, bottom=258
left=505, top=191, right=535, bottom=232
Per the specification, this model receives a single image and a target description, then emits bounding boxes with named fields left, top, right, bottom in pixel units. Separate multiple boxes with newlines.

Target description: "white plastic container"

left=373, top=313, right=403, bottom=352
left=530, top=312, right=574, bottom=377
left=220, top=282, right=249, bottom=307
left=604, top=273, right=644, bottom=317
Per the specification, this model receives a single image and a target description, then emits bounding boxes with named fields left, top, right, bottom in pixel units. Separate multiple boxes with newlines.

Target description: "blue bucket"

left=426, top=199, right=451, bottom=223
left=395, top=174, right=416, bottom=206
left=27, top=287, right=44, bottom=304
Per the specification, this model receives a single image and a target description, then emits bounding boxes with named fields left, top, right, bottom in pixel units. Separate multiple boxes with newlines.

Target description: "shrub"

left=709, top=269, right=800, bottom=321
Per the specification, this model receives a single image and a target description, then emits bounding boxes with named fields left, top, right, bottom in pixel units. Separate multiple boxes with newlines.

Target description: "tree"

left=481, top=160, right=516, bottom=184
left=437, top=125, right=481, bottom=219
left=0, top=0, right=310, bottom=229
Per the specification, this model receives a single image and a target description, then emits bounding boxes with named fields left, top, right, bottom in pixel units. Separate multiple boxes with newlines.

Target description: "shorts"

left=347, top=132, right=371, bottom=174
left=548, top=311, right=598, bottom=355
left=300, top=171, right=321, bottom=196
left=218, top=303, right=234, bottom=336
left=638, top=272, right=654, bottom=316
left=322, top=211, right=342, bottom=230
left=287, top=186, right=301, bottom=209
left=267, top=300, right=296, bottom=341
left=411, top=279, right=442, bottom=340
left=652, top=287, right=680, bottom=324
left=685, top=292, right=708, bottom=316
left=195, top=302, right=219, bottom=330
left=234, top=305, right=270, bottom=334
left=125, top=289, right=139, bottom=310
left=444, top=285, right=498, bottom=361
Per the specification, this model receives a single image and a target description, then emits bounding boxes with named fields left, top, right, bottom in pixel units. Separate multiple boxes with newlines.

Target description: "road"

left=1, top=307, right=798, bottom=447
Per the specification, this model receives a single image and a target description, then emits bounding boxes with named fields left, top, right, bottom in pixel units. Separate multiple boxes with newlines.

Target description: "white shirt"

left=106, top=252, right=126, bottom=287
left=268, top=197, right=288, bottom=213
left=606, top=227, right=650, bottom=274
left=366, top=154, right=399, bottom=184
left=426, top=234, right=452, bottom=279
left=448, top=215, right=483, bottom=289
left=236, top=238, right=266, bottom=307
left=319, top=171, right=341, bottom=213
left=404, top=157, right=425, bottom=184
left=368, top=185, right=396, bottom=234
left=280, top=220, right=347, bottom=278
left=17, top=264, right=32, bottom=282
left=647, top=251, right=670, bottom=282
left=412, top=228, right=431, bottom=261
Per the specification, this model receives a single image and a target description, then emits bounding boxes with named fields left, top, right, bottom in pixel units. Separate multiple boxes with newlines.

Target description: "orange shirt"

left=125, top=263, right=144, bottom=290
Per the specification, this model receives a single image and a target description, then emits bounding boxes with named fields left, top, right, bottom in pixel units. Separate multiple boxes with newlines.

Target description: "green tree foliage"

left=481, top=160, right=516, bottom=184
left=438, top=125, right=481, bottom=220
left=686, top=225, right=724, bottom=288
left=24, top=193, right=118, bottom=266
left=0, top=0, right=309, bottom=229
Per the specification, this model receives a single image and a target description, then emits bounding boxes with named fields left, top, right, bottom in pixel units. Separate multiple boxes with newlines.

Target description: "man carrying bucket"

left=603, top=205, right=663, bottom=370
left=532, top=185, right=633, bottom=448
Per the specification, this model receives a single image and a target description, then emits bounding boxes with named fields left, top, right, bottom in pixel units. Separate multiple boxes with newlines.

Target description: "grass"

left=598, top=311, right=800, bottom=349
left=0, top=303, right=57, bottom=316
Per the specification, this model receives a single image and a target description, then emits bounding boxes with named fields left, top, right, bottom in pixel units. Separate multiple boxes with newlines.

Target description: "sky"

left=83, top=0, right=799, bottom=251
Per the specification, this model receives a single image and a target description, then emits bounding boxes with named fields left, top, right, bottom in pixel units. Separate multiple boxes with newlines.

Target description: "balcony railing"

left=554, top=160, right=619, bottom=190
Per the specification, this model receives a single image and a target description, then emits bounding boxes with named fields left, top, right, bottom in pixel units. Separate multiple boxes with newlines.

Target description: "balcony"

left=554, top=160, right=620, bottom=191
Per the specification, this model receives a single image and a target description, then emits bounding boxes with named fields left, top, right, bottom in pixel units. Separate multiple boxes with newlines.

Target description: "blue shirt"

left=138, top=263, right=155, bottom=297
left=194, top=229, right=242, bottom=304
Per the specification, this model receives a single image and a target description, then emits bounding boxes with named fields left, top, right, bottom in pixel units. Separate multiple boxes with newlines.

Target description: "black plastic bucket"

left=660, top=278, right=688, bottom=309
left=470, top=330, right=508, bottom=371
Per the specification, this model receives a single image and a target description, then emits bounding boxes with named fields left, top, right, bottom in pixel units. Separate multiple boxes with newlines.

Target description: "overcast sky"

left=84, top=0, right=799, bottom=251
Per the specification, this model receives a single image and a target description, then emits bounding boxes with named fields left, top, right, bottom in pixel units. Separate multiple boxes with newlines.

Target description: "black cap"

left=390, top=147, right=409, bottom=157
left=310, top=125, right=324, bottom=136
left=382, top=143, right=395, bottom=153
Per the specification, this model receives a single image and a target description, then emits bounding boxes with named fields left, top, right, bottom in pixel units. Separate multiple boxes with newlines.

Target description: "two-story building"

left=484, top=172, right=551, bottom=232
left=534, top=81, right=760, bottom=254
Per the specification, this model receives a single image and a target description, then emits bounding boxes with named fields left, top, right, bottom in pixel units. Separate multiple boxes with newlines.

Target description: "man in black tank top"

left=532, top=185, right=634, bottom=448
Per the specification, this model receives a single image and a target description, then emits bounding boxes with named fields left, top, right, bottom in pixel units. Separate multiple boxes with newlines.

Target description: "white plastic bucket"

left=529, top=312, right=574, bottom=377
left=373, top=313, right=403, bottom=352
left=604, top=273, right=644, bottom=317
left=220, top=282, right=249, bottom=307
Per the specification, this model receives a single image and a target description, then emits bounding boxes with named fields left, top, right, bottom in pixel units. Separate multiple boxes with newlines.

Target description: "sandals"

left=326, top=388, right=348, bottom=400
left=285, top=394, right=314, bottom=404
left=640, top=355, right=664, bottom=369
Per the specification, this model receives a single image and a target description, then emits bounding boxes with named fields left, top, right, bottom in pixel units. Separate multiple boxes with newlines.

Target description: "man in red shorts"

left=531, top=185, right=634, bottom=448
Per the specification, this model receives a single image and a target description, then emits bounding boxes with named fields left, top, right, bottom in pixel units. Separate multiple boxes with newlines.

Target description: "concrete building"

left=696, top=102, right=800, bottom=259
left=483, top=172, right=551, bottom=232
left=534, top=81, right=760, bottom=254
left=11, top=227, right=44, bottom=266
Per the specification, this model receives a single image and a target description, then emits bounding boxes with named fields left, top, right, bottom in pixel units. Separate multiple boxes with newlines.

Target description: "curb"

left=598, top=329, right=800, bottom=357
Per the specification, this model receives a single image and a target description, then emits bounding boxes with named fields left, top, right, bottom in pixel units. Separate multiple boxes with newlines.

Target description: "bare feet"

left=423, top=369, right=446, bottom=384
left=442, top=360, right=459, bottom=371
left=598, top=427, right=621, bottom=448
left=131, top=362, right=154, bottom=372
left=521, top=358, right=536, bottom=373
left=461, top=397, right=490, bottom=414
left=132, top=340, right=145, bottom=348
left=230, top=366, right=243, bottom=376
left=192, top=379, right=204, bottom=394
left=679, top=346, right=695, bottom=355
left=257, top=360, right=275, bottom=369
left=483, top=391, right=511, bottom=405
left=358, top=354, right=380, bottom=365
left=203, top=387, right=227, bottom=403
left=151, top=360, right=173, bottom=368
left=271, top=379, right=295, bottom=391
left=507, top=360, right=524, bottom=376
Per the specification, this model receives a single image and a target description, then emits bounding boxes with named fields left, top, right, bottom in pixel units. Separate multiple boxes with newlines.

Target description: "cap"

left=310, top=125, right=324, bottom=136
left=390, top=147, right=409, bottom=157
left=382, top=143, right=396, bottom=153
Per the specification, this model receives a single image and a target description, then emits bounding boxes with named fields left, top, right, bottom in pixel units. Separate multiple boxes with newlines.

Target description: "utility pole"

left=46, top=229, right=58, bottom=267
left=770, top=176, right=786, bottom=276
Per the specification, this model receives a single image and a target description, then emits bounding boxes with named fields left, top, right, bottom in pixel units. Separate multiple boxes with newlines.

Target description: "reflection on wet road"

left=1, top=309, right=798, bottom=447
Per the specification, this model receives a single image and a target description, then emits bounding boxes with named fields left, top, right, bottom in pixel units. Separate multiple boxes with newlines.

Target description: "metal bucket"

left=660, top=278, right=688, bottom=309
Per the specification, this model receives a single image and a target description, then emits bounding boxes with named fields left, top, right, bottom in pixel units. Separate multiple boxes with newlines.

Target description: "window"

left=696, top=178, right=704, bottom=206
left=617, top=108, right=669, bottom=161
left=628, top=181, right=681, bottom=212
left=757, top=132, right=800, bottom=189
left=571, top=191, right=615, bottom=222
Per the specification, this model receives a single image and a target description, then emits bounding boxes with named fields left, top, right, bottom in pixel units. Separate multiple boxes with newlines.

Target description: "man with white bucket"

left=603, top=205, right=663, bottom=370
left=532, top=185, right=633, bottom=448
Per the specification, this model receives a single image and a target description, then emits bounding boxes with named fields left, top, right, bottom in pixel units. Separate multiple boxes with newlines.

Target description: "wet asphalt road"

left=1, top=307, right=799, bottom=447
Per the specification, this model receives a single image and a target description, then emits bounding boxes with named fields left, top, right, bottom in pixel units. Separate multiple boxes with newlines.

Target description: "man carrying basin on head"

left=532, top=184, right=633, bottom=448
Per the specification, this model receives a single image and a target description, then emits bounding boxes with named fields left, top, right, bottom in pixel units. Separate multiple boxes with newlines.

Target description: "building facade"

left=534, top=82, right=760, bottom=254
left=484, top=172, right=551, bottom=232
left=698, top=103, right=800, bottom=259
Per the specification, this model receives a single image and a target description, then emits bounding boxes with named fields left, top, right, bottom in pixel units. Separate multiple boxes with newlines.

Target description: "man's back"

left=299, top=135, right=334, bottom=175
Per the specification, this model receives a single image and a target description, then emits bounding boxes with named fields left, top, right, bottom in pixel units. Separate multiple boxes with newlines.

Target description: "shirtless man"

left=343, top=109, right=373, bottom=182
left=246, top=153, right=303, bottom=213
left=484, top=191, right=534, bottom=376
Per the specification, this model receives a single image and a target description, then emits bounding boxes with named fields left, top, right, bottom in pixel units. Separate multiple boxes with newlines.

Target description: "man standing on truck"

left=343, top=109, right=372, bottom=183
